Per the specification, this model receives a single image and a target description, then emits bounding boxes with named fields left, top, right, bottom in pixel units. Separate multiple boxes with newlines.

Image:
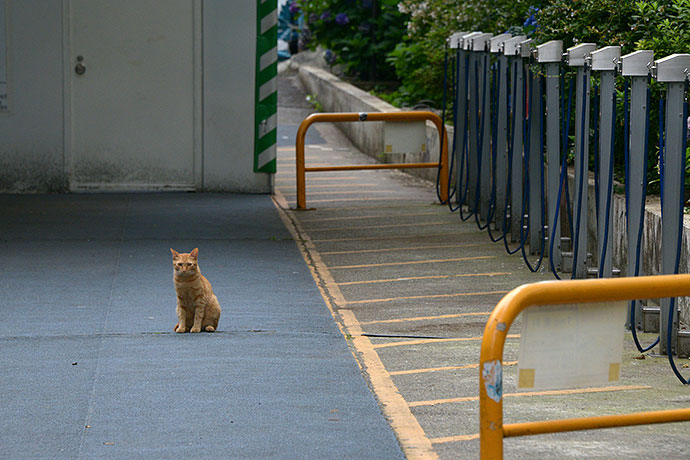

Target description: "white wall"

left=0, top=1, right=65, bottom=192
left=203, top=0, right=272, bottom=192
left=0, top=0, right=271, bottom=193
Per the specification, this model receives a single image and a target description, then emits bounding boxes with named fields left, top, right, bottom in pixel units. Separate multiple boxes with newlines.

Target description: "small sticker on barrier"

left=482, top=360, right=503, bottom=403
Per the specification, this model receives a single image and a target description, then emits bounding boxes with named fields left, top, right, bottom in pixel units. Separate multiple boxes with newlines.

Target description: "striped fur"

left=171, top=248, right=221, bottom=333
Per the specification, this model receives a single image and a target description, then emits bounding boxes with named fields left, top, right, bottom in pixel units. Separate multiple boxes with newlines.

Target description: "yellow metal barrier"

left=479, top=274, right=690, bottom=459
left=295, top=111, right=449, bottom=209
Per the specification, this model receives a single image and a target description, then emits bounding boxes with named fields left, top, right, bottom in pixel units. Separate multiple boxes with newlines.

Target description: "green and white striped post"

left=254, top=0, right=278, bottom=173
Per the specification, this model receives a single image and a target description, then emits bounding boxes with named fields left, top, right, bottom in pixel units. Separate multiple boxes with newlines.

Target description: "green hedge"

left=297, top=0, right=407, bottom=81
left=298, top=0, right=690, bottom=190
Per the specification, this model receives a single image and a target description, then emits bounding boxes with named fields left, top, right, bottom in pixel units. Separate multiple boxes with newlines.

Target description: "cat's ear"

left=190, top=248, right=199, bottom=259
left=170, top=248, right=180, bottom=258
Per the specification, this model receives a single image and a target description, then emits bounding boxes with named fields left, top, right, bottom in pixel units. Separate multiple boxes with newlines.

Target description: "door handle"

left=75, top=55, right=86, bottom=75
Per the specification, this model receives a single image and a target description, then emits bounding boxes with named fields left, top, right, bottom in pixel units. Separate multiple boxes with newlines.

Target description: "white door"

left=68, top=0, right=200, bottom=191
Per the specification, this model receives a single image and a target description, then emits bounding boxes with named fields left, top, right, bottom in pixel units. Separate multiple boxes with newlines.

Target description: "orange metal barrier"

left=479, top=274, right=690, bottom=459
left=295, top=111, right=448, bottom=209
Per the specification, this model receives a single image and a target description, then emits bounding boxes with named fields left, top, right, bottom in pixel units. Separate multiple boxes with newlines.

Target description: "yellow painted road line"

left=301, top=211, right=441, bottom=223
left=430, top=433, right=480, bottom=444
left=279, top=163, right=333, bottom=168
left=344, top=290, right=509, bottom=305
left=277, top=146, right=295, bottom=151
left=302, top=203, right=435, bottom=212
left=390, top=361, right=518, bottom=376
left=308, top=221, right=457, bottom=232
left=271, top=193, right=438, bottom=460
left=276, top=155, right=320, bottom=160
left=312, top=232, right=473, bottom=243
left=360, top=311, right=491, bottom=325
left=288, top=183, right=379, bottom=189
left=322, top=243, right=489, bottom=255
left=289, top=197, right=418, bottom=204
left=330, top=256, right=495, bottom=270
left=275, top=159, right=322, bottom=164
left=281, top=189, right=400, bottom=197
left=372, top=334, right=520, bottom=349
left=275, top=176, right=362, bottom=182
left=338, top=272, right=509, bottom=285
left=408, top=385, right=653, bottom=408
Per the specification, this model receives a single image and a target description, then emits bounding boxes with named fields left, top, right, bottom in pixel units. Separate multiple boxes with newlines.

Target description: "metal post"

left=655, top=53, right=690, bottom=355
left=503, top=36, right=526, bottom=241
left=473, top=33, right=493, bottom=222
left=591, top=46, right=621, bottom=277
left=490, top=34, right=512, bottom=232
left=466, top=34, right=481, bottom=212
left=465, top=32, right=491, bottom=213
left=621, top=50, right=654, bottom=327
left=536, top=40, right=563, bottom=266
left=567, top=43, right=597, bottom=278
left=451, top=32, right=470, bottom=209
left=527, top=54, right=542, bottom=254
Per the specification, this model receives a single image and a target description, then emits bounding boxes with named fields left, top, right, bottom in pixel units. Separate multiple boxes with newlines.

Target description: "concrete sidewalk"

left=0, top=193, right=404, bottom=459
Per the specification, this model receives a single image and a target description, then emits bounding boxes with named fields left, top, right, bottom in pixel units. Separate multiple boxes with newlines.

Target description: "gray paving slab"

left=0, top=193, right=405, bottom=459
left=1, top=336, right=99, bottom=459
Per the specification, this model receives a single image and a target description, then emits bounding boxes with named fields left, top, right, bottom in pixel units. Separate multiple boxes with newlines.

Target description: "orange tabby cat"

left=170, top=248, right=221, bottom=333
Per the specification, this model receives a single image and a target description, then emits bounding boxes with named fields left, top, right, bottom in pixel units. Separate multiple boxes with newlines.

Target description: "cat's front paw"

left=190, top=327, right=201, bottom=333
left=176, top=326, right=187, bottom=333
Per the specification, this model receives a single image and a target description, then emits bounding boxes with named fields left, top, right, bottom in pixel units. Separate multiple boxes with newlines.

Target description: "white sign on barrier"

left=383, top=121, right=427, bottom=155
left=517, top=301, right=627, bottom=390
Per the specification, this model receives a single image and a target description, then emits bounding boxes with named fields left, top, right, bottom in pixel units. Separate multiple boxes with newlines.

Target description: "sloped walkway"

left=274, top=72, right=690, bottom=460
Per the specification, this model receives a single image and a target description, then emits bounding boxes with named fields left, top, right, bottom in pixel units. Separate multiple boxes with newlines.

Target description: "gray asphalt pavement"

left=0, top=193, right=404, bottom=459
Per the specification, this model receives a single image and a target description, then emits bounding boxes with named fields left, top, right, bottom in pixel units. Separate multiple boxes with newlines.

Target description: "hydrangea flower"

left=523, top=5, right=539, bottom=36
left=523, top=6, right=539, bottom=28
left=324, top=49, right=336, bottom=64
left=289, top=2, right=300, bottom=14
left=335, top=13, right=349, bottom=25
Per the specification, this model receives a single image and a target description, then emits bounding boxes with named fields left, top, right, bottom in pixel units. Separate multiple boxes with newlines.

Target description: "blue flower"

left=524, top=14, right=538, bottom=28
left=523, top=5, right=539, bottom=36
left=289, top=2, right=300, bottom=14
left=324, top=49, right=336, bottom=64
left=320, top=11, right=331, bottom=22
left=335, top=13, right=349, bottom=25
